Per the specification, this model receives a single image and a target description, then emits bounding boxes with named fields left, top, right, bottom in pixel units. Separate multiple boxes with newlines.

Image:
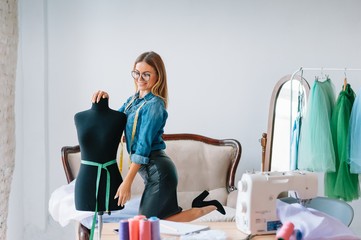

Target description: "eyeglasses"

left=131, top=70, right=153, bottom=82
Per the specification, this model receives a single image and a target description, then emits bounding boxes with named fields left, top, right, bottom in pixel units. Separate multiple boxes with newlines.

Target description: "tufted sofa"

left=61, top=133, right=241, bottom=240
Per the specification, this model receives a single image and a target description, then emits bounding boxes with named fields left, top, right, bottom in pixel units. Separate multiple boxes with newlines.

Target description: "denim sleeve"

left=130, top=102, right=167, bottom=164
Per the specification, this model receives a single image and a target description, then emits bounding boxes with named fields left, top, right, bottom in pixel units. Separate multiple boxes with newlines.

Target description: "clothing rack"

left=287, top=67, right=361, bottom=166
left=289, top=66, right=361, bottom=116
left=290, top=67, right=361, bottom=103
left=290, top=67, right=361, bottom=82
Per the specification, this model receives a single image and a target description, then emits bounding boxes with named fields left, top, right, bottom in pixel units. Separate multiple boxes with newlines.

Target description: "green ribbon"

left=81, top=159, right=117, bottom=240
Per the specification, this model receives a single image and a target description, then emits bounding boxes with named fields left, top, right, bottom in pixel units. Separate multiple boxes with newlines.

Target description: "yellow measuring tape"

left=118, top=97, right=146, bottom=173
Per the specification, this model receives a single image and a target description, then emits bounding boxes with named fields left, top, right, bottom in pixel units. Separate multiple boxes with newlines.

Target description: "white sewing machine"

left=235, top=170, right=318, bottom=235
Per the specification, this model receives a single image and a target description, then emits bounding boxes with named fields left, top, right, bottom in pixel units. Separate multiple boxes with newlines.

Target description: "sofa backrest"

left=61, top=133, right=241, bottom=209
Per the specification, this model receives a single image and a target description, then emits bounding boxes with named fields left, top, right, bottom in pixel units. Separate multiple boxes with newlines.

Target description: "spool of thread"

left=139, top=218, right=151, bottom=240
left=118, top=220, right=129, bottom=240
left=128, top=218, right=140, bottom=240
left=295, top=229, right=303, bottom=240
left=148, top=217, right=161, bottom=240
left=133, top=215, right=146, bottom=220
left=276, top=221, right=294, bottom=240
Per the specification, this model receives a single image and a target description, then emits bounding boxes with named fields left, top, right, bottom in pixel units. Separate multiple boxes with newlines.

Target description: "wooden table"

left=99, top=221, right=275, bottom=240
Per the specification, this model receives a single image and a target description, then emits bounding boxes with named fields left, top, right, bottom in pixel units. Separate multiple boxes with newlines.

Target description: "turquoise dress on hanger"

left=325, top=84, right=360, bottom=201
left=290, top=91, right=304, bottom=170
left=298, top=79, right=336, bottom=172
left=349, top=87, right=361, bottom=174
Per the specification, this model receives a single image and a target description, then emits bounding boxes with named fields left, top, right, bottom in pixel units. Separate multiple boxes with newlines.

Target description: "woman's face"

left=133, top=61, right=158, bottom=95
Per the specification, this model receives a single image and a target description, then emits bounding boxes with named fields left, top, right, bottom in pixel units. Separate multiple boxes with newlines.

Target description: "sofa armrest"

left=226, top=190, right=238, bottom=209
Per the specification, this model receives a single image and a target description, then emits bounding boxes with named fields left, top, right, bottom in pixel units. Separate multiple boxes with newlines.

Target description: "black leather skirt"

left=138, top=150, right=182, bottom=218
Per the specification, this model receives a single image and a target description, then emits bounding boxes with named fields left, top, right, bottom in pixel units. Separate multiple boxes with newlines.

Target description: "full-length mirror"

left=261, top=74, right=310, bottom=171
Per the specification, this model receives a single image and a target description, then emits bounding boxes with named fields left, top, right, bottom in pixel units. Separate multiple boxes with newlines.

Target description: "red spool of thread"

left=128, top=218, right=140, bottom=240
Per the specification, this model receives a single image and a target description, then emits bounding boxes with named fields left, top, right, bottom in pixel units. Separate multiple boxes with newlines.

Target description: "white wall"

left=8, top=0, right=361, bottom=239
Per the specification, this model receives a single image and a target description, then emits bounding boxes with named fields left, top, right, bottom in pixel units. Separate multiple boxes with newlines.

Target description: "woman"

left=92, top=51, right=225, bottom=221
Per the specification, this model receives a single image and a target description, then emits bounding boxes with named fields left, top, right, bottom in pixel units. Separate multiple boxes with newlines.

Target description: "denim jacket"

left=119, top=92, right=167, bottom=164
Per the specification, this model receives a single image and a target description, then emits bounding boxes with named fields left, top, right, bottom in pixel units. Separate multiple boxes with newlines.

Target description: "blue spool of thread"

left=118, top=219, right=129, bottom=240
left=148, top=217, right=161, bottom=240
left=295, top=229, right=303, bottom=240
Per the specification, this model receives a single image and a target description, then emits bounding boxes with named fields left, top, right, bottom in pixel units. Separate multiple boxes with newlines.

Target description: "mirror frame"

left=262, top=74, right=310, bottom=171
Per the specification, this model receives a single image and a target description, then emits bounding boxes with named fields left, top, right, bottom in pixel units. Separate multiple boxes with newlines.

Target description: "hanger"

left=315, top=67, right=330, bottom=82
left=343, top=68, right=348, bottom=91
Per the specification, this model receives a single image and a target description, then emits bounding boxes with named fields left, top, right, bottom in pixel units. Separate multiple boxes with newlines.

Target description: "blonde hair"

left=133, top=51, right=169, bottom=108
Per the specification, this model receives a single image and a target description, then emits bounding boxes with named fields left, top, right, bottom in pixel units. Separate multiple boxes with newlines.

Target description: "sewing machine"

left=235, top=170, right=318, bottom=235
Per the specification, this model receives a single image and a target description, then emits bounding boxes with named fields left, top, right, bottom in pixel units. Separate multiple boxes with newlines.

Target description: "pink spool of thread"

left=133, top=215, right=146, bottom=220
left=139, top=218, right=151, bottom=240
left=276, top=221, right=294, bottom=240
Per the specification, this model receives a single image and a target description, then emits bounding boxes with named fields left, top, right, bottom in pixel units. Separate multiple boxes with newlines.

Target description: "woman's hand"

left=115, top=163, right=140, bottom=207
left=92, top=90, right=109, bottom=103
left=114, top=181, right=132, bottom=207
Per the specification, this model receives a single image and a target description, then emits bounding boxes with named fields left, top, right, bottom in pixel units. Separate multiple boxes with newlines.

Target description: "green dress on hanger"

left=325, top=84, right=360, bottom=201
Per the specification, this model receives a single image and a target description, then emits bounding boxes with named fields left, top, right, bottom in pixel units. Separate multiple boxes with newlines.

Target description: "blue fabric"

left=290, top=114, right=302, bottom=170
left=119, top=92, right=167, bottom=164
left=349, top=87, right=361, bottom=173
left=80, top=196, right=141, bottom=229
left=290, top=91, right=304, bottom=170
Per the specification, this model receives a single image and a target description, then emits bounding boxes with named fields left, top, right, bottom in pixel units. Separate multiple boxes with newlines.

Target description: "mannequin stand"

left=97, top=211, right=103, bottom=240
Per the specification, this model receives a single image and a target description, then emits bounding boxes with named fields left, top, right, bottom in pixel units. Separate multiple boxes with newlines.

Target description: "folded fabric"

left=48, top=180, right=140, bottom=228
left=277, top=200, right=360, bottom=240
left=80, top=196, right=140, bottom=229
left=49, top=180, right=232, bottom=229
left=49, top=180, right=93, bottom=227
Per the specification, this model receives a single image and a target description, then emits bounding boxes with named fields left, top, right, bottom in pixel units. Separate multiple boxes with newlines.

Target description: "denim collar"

left=135, top=91, right=155, bottom=101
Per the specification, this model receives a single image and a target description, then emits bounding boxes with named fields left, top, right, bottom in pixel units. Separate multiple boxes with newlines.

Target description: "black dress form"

left=74, top=98, right=126, bottom=212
